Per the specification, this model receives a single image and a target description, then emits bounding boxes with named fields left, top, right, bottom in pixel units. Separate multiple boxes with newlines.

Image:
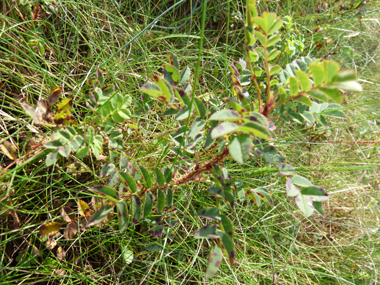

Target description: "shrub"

left=17, top=0, right=362, bottom=279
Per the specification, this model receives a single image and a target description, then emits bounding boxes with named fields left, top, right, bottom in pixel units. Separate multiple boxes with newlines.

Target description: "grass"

left=1, top=0, right=380, bottom=284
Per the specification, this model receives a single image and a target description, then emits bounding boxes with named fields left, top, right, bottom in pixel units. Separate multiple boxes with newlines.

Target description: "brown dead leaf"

left=9, top=209, right=21, bottom=229
left=64, top=221, right=78, bottom=240
left=34, top=99, right=54, bottom=124
left=53, top=269, right=65, bottom=276
left=0, top=141, right=18, bottom=160
left=57, top=246, right=66, bottom=260
left=32, top=245, right=40, bottom=256
left=48, top=87, right=62, bottom=105
left=81, top=216, right=91, bottom=231
left=61, top=206, right=75, bottom=222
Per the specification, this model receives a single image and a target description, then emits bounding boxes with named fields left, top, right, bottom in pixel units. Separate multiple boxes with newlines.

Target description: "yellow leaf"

left=78, top=200, right=90, bottom=217
left=45, top=237, right=57, bottom=250
left=57, top=246, right=66, bottom=261
left=56, top=98, right=72, bottom=112
left=40, top=222, right=64, bottom=237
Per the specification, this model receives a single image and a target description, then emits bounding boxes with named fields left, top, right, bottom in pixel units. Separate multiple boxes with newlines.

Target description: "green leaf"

left=68, top=137, right=81, bottom=152
left=118, top=109, right=130, bottom=120
left=143, top=191, right=153, bottom=218
left=217, top=231, right=235, bottom=265
left=164, top=64, right=180, bottom=83
left=295, top=195, right=315, bottom=217
left=76, top=146, right=89, bottom=159
left=319, top=87, right=343, bottom=104
left=268, top=17, right=283, bottom=35
left=111, top=93, right=123, bottom=110
left=194, top=98, right=206, bottom=119
left=288, top=111, right=304, bottom=124
left=266, top=35, right=281, bottom=47
left=102, top=85, right=114, bottom=96
left=175, top=106, right=190, bottom=121
left=141, top=83, right=166, bottom=102
left=286, top=178, right=300, bottom=197
left=294, top=70, right=311, bottom=91
left=245, top=28, right=256, bottom=45
left=332, top=70, right=356, bottom=82
left=44, top=140, right=63, bottom=149
left=292, top=175, right=313, bottom=187
left=152, top=75, right=172, bottom=102
left=146, top=242, right=163, bottom=252
left=207, top=186, right=224, bottom=200
left=278, top=163, right=296, bottom=175
left=247, top=47, right=259, bottom=62
left=253, top=16, right=268, bottom=34
left=89, top=204, right=113, bottom=227
left=121, top=244, right=133, bottom=265
left=206, top=245, right=222, bottom=280
left=313, top=201, right=324, bottom=215
left=309, top=64, right=325, bottom=87
left=111, top=111, right=124, bottom=123
left=168, top=51, right=180, bottom=69
left=117, top=201, right=128, bottom=232
left=330, top=81, right=362, bottom=92
left=294, top=94, right=313, bottom=107
left=194, top=224, right=218, bottom=239
left=238, top=122, right=270, bottom=140
left=211, top=122, right=239, bottom=139
left=288, top=76, right=299, bottom=96
left=254, top=187, right=272, bottom=205
left=166, top=188, right=173, bottom=207
left=147, top=225, right=165, bottom=237
left=97, top=68, right=104, bottom=87
left=188, top=117, right=206, bottom=139
left=324, top=61, right=340, bottom=83
left=209, top=110, right=241, bottom=122
left=157, top=189, right=165, bottom=213
left=269, top=65, right=282, bottom=76
left=89, top=185, right=119, bottom=201
left=58, top=145, right=71, bottom=157
left=267, top=49, right=280, bottom=61
left=118, top=172, right=138, bottom=193
left=228, top=134, right=251, bottom=164
left=123, top=95, right=132, bottom=108
left=223, top=99, right=245, bottom=116
left=220, top=214, right=234, bottom=237
left=100, top=163, right=115, bottom=178
left=119, top=155, right=128, bottom=170
left=253, top=66, right=263, bottom=77
left=155, top=168, right=165, bottom=186
left=301, top=186, right=329, bottom=202
left=322, top=103, right=346, bottom=118
left=307, top=89, right=328, bottom=102
left=204, top=129, right=216, bottom=150
left=139, top=166, right=152, bottom=188
left=132, top=194, right=141, bottom=223
left=46, top=150, right=59, bottom=166
left=87, top=126, right=94, bottom=145
left=300, top=111, right=315, bottom=124
left=179, top=67, right=191, bottom=85
left=264, top=12, right=276, bottom=31
left=198, top=207, right=220, bottom=221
